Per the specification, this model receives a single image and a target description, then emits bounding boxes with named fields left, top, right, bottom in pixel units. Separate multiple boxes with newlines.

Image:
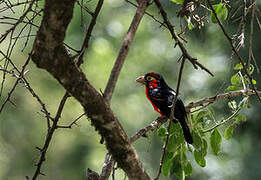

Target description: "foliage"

left=158, top=62, right=254, bottom=179
left=0, top=0, right=260, bottom=179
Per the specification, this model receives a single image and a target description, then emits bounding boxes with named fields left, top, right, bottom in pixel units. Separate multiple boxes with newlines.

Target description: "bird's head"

left=136, top=72, right=163, bottom=87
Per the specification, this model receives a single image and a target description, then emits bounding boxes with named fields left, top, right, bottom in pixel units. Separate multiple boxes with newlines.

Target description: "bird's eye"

left=146, top=76, right=155, bottom=81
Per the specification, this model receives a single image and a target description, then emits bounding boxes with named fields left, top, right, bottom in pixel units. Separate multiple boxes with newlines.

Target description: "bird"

left=136, top=72, right=193, bottom=144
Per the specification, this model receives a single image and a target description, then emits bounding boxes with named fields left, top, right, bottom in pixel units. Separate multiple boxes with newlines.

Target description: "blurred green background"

left=0, top=0, right=261, bottom=179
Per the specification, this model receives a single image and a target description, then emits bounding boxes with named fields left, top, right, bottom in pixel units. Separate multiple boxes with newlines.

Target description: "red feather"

left=145, top=87, right=164, bottom=116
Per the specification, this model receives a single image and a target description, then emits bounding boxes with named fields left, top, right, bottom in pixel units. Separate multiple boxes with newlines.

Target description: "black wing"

left=150, top=88, right=193, bottom=144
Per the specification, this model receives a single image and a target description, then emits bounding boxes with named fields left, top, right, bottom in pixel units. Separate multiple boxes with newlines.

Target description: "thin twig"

left=153, top=0, right=214, bottom=77
left=203, top=104, right=242, bottom=133
left=77, top=0, right=104, bottom=66
left=57, top=112, right=86, bottom=129
left=32, top=93, right=70, bottom=180
left=206, top=0, right=261, bottom=103
left=0, top=0, right=36, bottom=43
left=155, top=57, right=186, bottom=179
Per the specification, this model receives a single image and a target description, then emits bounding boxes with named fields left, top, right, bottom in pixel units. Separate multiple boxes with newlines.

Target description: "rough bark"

left=31, top=0, right=150, bottom=179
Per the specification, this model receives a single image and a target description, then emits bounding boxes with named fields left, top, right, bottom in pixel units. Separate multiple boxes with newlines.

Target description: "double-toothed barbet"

left=136, top=72, right=193, bottom=144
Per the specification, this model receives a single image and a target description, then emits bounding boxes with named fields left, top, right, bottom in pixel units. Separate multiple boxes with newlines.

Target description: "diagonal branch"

left=77, top=0, right=104, bottom=66
left=31, top=0, right=150, bottom=179
left=103, top=0, right=150, bottom=103
left=99, top=1, right=151, bottom=179
left=130, top=89, right=261, bottom=146
left=0, top=0, right=36, bottom=43
left=153, top=0, right=214, bottom=77
left=155, top=57, right=186, bottom=179
left=206, top=0, right=261, bottom=103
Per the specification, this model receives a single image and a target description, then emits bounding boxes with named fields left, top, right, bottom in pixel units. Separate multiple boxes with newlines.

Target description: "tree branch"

left=99, top=1, right=151, bottom=178
left=31, top=0, right=150, bottom=179
left=153, top=0, right=214, bottom=77
left=130, top=89, right=260, bottom=146
left=77, top=0, right=104, bottom=66
left=186, top=89, right=260, bottom=110
left=103, top=0, right=150, bottom=102
left=206, top=0, right=261, bottom=103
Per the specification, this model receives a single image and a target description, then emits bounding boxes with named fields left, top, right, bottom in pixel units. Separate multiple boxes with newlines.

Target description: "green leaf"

left=193, top=150, right=206, bottom=167
left=224, top=86, right=242, bottom=93
left=186, top=17, right=194, bottom=30
left=162, top=159, right=171, bottom=177
left=238, top=114, right=247, bottom=122
left=196, top=110, right=208, bottom=123
left=228, top=100, right=237, bottom=110
left=170, top=0, right=184, bottom=5
left=202, top=138, right=208, bottom=157
left=210, top=128, right=222, bottom=155
left=158, top=127, right=167, bottom=137
left=192, top=131, right=202, bottom=150
left=166, top=152, right=174, bottom=161
left=234, top=63, right=243, bottom=70
left=231, top=73, right=241, bottom=86
left=252, top=79, right=257, bottom=85
left=235, top=114, right=247, bottom=124
left=248, top=64, right=255, bottom=75
left=167, top=134, right=184, bottom=152
left=210, top=3, right=228, bottom=23
left=170, top=153, right=185, bottom=180
left=207, top=107, right=215, bottom=120
left=224, top=125, right=234, bottom=140
left=170, top=123, right=182, bottom=134
left=184, top=160, right=193, bottom=176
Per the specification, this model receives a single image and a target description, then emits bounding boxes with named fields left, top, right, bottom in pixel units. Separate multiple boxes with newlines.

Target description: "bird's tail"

left=174, top=99, right=193, bottom=144
left=179, top=118, right=193, bottom=144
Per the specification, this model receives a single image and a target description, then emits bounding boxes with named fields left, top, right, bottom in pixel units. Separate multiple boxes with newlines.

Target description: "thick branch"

left=31, top=0, right=149, bottom=179
left=103, top=0, right=150, bottom=102
left=99, top=1, right=151, bottom=178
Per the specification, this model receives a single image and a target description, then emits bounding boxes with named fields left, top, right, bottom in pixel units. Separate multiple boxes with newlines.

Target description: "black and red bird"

left=136, top=72, right=193, bottom=144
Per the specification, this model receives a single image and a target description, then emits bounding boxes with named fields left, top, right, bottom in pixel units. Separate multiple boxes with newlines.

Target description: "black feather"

left=145, top=73, right=193, bottom=144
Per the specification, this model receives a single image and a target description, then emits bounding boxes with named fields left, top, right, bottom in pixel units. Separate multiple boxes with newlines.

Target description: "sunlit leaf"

left=252, top=79, right=257, bottom=85
left=193, top=150, right=206, bottom=167
left=248, top=64, right=255, bottom=75
left=170, top=0, right=184, bottom=5
left=210, top=128, right=222, bottom=155
left=210, top=3, right=228, bottom=23
left=224, top=125, right=234, bottom=140
left=186, top=17, right=194, bottom=30
left=234, top=63, right=243, bottom=70
left=228, top=100, right=237, bottom=110
left=224, top=86, right=242, bottom=93
left=231, top=73, right=241, bottom=86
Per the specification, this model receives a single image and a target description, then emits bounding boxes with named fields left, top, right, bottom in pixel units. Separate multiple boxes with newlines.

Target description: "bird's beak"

left=136, top=75, right=146, bottom=85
